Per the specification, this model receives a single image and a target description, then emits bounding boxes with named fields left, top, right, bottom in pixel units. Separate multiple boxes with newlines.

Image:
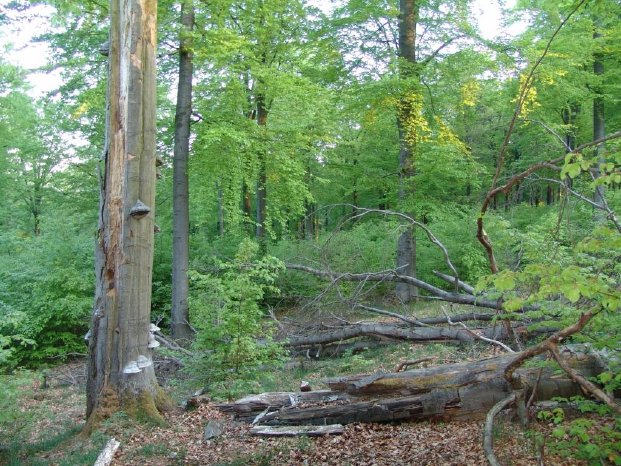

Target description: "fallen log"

left=217, top=390, right=351, bottom=422
left=218, top=346, right=608, bottom=425
left=289, top=339, right=394, bottom=359
left=94, top=438, right=121, bottom=466
left=250, top=424, right=344, bottom=437
left=286, top=322, right=554, bottom=347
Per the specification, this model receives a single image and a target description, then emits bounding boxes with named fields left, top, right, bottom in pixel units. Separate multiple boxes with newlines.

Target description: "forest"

left=0, top=0, right=620, bottom=464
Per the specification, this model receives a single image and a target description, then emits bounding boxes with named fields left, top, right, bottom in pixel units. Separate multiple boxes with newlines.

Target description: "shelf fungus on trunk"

left=129, top=200, right=151, bottom=218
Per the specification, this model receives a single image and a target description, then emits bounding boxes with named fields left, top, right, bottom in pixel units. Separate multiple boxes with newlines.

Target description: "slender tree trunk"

left=242, top=182, right=252, bottom=218
left=255, top=88, right=268, bottom=254
left=592, top=30, right=606, bottom=216
left=396, top=0, right=418, bottom=302
left=217, top=181, right=225, bottom=236
left=86, top=0, right=169, bottom=429
left=171, top=0, right=195, bottom=342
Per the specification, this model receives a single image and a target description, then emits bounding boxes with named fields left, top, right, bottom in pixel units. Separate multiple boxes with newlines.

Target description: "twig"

left=355, top=303, right=430, bottom=327
left=527, top=368, right=544, bottom=410
left=529, top=175, right=621, bottom=233
left=155, top=333, right=193, bottom=356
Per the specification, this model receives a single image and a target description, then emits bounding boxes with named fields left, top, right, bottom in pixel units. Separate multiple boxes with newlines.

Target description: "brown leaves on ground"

left=109, top=399, right=584, bottom=466
left=9, top=360, right=593, bottom=465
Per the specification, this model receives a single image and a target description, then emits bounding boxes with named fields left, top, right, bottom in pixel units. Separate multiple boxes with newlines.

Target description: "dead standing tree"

left=86, top=0, right=171, bottom=431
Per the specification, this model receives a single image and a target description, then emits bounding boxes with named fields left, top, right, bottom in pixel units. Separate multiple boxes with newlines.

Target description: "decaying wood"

left=250, top=425, right=344, bottom=437
left=218, top=346, right=608, bottom=426
left=94, top=438, right=120, bottom=466
left=216, top=390, right=351, bottom=421
left=502, top=308, right=621, bottom=416
left=286, top=321, right=550, bottom=348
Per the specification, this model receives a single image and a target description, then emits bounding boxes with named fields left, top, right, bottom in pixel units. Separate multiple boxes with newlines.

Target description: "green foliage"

left=0, top=221, right=94, bottom=369
left=540, top=416, right=621, bottom=465
left=188, top=239, right=286, bottom=399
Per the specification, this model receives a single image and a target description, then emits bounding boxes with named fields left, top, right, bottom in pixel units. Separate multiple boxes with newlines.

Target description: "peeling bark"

left=86, top=0, right=169, bottom=428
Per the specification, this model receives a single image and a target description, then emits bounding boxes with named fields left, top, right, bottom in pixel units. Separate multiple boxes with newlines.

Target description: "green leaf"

left=494, top=273, right=516, bottom=292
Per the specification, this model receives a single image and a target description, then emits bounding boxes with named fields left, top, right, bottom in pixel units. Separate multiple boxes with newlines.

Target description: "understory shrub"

left=188, top=239, right=286, bottom=399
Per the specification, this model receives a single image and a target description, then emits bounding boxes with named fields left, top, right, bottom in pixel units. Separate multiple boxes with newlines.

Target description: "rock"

left=203, top=420, right=225, bottom=442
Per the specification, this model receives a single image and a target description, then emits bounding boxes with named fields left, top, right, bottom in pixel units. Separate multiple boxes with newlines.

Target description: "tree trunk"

left=592, top=29, right=606, bottom=217
left=255, top=86, right=268, bottom=254
left=86, top=0, right=169, bottom=429
left=217, top=181, right=225, bottom=235
left=171, top=0, right=195, bottom=342
left=218, top=347, right=607, bottom=425
left=396, top=0, right=418, bottom=302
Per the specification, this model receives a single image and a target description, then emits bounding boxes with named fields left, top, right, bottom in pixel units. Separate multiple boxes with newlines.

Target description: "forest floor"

left=3, top=345, right=615, bottom=466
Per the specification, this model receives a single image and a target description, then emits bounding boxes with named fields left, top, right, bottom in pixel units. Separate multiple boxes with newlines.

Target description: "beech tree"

left=171, top=0, right=195, bottom=342
left=395, top=0, right=418, bottom=302
left=86, top=0, right=170, bottom=428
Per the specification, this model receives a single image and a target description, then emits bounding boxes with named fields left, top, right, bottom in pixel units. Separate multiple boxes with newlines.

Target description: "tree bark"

left=218, top=347, right=607, bottom=426
left=86, top=0, right=169, bottom=429
left=171, top=0, right=195, bottom=342
left=396, top=0, right=418, bottom=302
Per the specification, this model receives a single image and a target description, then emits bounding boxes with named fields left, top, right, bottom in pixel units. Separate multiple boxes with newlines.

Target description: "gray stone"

left=203, top=420, right=225, bottom=442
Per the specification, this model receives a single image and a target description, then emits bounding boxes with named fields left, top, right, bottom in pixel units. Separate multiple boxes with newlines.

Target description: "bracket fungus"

left=123, top=361, right=142, bottom=374
left=129, top=200, right=151, bottom=218
left=136, top=355, right=152, bottom=368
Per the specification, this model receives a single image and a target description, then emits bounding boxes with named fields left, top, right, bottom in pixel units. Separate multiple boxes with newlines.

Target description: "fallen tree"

left=287, top=263, right=509, bottom=312
left=217, top=345, right=609, bottom=425
left=285, top=321, right=552, bottom=348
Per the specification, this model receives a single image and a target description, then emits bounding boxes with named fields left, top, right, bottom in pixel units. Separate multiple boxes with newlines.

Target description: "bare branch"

left=393, top=357, right=437, bottom=373
left=524, top=119, right=572, bottom=152
left=433, top=270, right=475, bottom=295
left=504, top=311, right=595, bottom=385
left=548, top=344, right=621, bottom=416
left=441, top=306, right=515, bottom=353
left=529, top=175, right=621, bottom=233
left=154, top=333, right=193, bottom=356
left=478, top=129, right=621, bottom=272
left=484, top=391, right=519, bottom=466
left=344, top=206, right=461, bottom=289
left=355, top=304, right=429, bottom=327
left=287, top=263, right=521, bottom=312
left=478, top=0, right=589, bottom=273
